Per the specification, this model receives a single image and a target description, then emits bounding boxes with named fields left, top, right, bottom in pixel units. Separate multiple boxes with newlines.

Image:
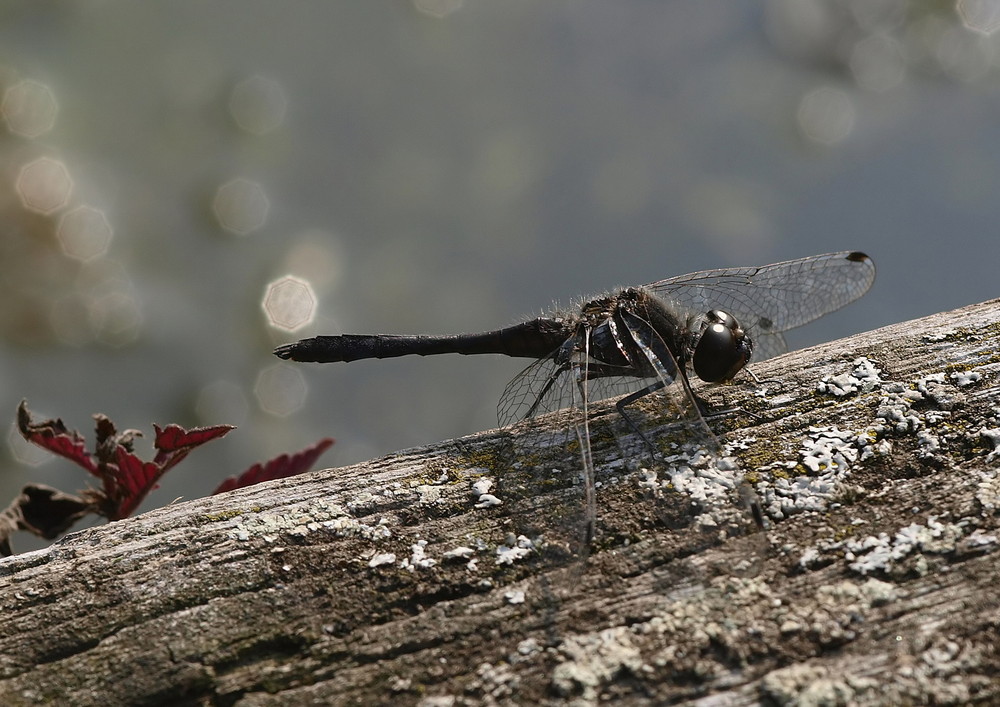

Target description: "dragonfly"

left=274, top=251, right=876, bottom=562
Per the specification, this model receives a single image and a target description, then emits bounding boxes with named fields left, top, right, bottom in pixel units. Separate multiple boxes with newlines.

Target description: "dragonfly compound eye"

left=693, top=310, right=753, bottom=382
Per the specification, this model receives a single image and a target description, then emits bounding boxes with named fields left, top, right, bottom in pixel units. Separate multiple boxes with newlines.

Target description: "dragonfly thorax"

left=573, top=288, right=687, bottom=373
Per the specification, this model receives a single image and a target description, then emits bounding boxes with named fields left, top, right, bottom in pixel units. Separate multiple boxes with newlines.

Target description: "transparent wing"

left=496, top=329, right=657, bottom=564
left=495, top=333, right=594, bottom=562
left=646, top=251, right=875, bottom=361
left=498, top=355, right=574, bottom=427
left=498, top=354, right=646, bottom=427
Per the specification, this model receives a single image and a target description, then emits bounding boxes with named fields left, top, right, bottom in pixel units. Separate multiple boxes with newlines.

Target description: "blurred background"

left=2, top=1, right=999, bottom=539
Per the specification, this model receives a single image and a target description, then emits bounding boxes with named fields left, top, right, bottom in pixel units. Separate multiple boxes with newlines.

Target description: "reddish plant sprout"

left=213, top=437, right=334, bottom=495
left=106, top=422, right=238, bottom=519
left=16, top=400, right=234, bottom=520
left=7, top=401, right=333, bottom=556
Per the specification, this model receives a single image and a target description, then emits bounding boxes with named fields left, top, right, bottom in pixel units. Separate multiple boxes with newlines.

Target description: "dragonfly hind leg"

left=612, top=372, right=727, bottom=459
left=613, top=379, right=667, bottom=461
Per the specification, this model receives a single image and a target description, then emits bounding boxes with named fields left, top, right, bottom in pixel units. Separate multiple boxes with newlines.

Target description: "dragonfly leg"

left=614, top=379, right=667, bottom=459
left=618, top=379, right=768, bottom=532
left=695, top=385, right=767, bottom=423
left=742, top=366, right=785, bottom=391
left=700, top=400, right=763, bottom=423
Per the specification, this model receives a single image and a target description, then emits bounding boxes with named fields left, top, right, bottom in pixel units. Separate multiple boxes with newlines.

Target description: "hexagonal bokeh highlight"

left=57, top=205, right=113, bottom=261
left=88, top=289, right=142, bottom=347
left=263, top=275, right=317, bottom=331
left=212, top=178, right=269, bottom=235
left=959, top=0, right=1000, bottom=35
left=796, top=87, right=855, bottom=145
left=16, top=157, right=73, bottom=214
left=7, top=422, right=53, bottom=467
left=229, top=75, right=288, bottom=135
left=2, top=79, right=58, bottom=138
left=254, top=364, right=308, bottom=417
left=849, top=34, right=905, bottom=93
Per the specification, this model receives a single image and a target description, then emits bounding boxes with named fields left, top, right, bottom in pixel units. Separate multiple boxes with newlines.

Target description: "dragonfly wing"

left=498, top=355, right=573, bottom=427
left=495, top=333, right=596, bottom=562
left=646, top=251, right=875, bottom=361
left=752, top=330, right=788, bottom=362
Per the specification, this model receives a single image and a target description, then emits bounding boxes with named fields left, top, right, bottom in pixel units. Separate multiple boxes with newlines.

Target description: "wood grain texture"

left=3, top=299, right=1000, bottom=706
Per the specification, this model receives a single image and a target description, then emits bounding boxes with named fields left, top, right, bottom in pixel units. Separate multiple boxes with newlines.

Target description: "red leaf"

left=99, top=446, right=162, bottom=520
left=99, top=424, right=235, bottom=519
left=0, top=484, right=92, bottom=556
left=152, top=423, right=235, bottom=471
left=154, top=423, right=235, bottom=454
left=213, top=438, right=334, bottom=495
left=11, top=403, right=236, bottom=535
left=17, top=401, right=99, bottom=476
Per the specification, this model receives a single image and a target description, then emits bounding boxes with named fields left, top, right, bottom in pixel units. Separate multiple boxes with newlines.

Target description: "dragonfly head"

left=692, top=310, right=753, bottom=382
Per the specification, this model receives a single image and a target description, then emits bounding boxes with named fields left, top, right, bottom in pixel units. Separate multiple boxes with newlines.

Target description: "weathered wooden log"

left=2, top=299, right=1000, bottom=705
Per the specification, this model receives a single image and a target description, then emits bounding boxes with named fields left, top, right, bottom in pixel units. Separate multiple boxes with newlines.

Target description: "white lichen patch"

left=538, top=572, right=907, bottom=702
left=515, top=637, right=541, bottom=659
left=496, top=535, right=534, bottom=565
left=441, top=545, right=476, bottom=561
left=915, top=371, right=966, bottom=411
left=765, top=356, right=992, bottom=524
left=636, top=467, right=660, bottom=493
left=228, top=498, right=392, bottom=543
left=801, top=426, right=859, bottom=474
left=504, top=589, right=526, bottom=605
left=842, top=517, right=967, bottom=576
left=873, top=636, right=995, bottom=704
left=755, top=426, right=865, bottom=519
left=975, top=469, right=1000, bottom=510
left=815, top=577, right=899, bottom=607
left=797, top=546, right=821, bottom=570
left=876, top=400, right=921, bottom=434
left=415, top=485, right=443, bottom=505
left=637, top=575, right=776, bottom=649
left=958, top=528, right=998, bottom=553
left=551, top=627, right=644, bottom=700
left=951, top=370, right=982, bottom=387
left=765, top=576, right=899, bottom=650
left=400, top=539, right=437, bottom=571
left=817, top=357, right=883, bottom=396
left=980, top=428, right=1000, bottom=463
left=815, top=360, right=969, bottom=461
left=368, top=552, right=396, bottom=568
left=471, top=477, right=493, bottom=497
left=916, top=430, right=941, bottom=458
left=471, top=476, right=502, bottom=509
left=464, top=661, right=520, bottom=703
left=761, top=663, right=876, bottom=706
left=475, top=494, right=502, bottom=509
left=657, top=445, right=743, bottom=509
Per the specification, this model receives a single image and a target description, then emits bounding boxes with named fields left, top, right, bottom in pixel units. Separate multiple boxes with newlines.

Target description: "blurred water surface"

left=2, top=1, right=999, bottom=534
